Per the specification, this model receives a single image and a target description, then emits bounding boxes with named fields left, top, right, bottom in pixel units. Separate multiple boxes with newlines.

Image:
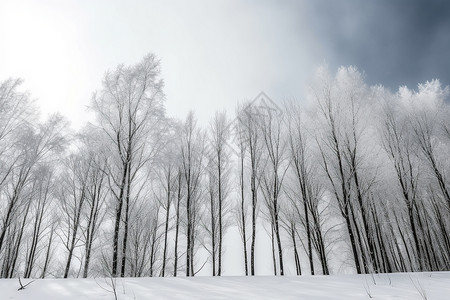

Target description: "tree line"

left=0, top=54, right=449, bottom=278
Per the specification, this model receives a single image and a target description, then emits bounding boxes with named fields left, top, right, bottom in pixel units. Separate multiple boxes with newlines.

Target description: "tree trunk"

left=41, top=222, right=56, bottom=278
left=217, top=157, right=223, bottom=276
left=64, top=191, right=85, bottom=278
left=291, top=224, right=301, bottom=275
left=162, top=174, right=171, bottom=277
left=210, top=188, right=216, bottom=276
left=120, top=162, right=132, bottom=277
left=240, top=154, right=248, bottom=276
left=173, top=171, right=182, bottom=277
left=353, top=170, right=378, bottom=272
left=273, top=203, right=284, bottom=275
left=271, top=223, right=277, bottom=275
left=344, top=206, right=362, bottom=274
left=112, top=160, right=129, bottom=277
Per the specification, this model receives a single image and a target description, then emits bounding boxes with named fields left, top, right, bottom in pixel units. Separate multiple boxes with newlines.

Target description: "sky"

left=1, top=0, right=449, bottom=129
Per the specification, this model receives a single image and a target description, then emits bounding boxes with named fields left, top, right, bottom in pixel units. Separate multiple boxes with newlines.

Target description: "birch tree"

left=204, top=112, right=231, bottom=275
left=180, top=112, right=205, bottom=276
left=91, top=54, right=165, bottom=277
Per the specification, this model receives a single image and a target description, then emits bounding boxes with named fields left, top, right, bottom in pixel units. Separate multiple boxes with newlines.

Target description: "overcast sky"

left=1, top=0, right=449, bottom=128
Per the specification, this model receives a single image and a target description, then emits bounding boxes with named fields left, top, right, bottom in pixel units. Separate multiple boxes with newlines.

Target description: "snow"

left=1, top=272, right=449, bottom=300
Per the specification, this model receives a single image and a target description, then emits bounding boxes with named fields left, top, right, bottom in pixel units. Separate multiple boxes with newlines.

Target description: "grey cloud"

left=301, top=0, right=450, bottom=90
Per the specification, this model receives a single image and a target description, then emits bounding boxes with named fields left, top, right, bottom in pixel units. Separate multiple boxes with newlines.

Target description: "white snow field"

left=1, top=272, right=449, bottom=300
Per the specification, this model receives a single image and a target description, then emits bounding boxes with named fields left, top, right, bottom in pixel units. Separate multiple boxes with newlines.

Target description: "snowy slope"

left=1, top=272, right=449, bottom=300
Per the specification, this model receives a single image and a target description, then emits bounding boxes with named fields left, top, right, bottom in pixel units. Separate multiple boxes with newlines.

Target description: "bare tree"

left=127, top=190, right=163, bottom=277
left=236, top=103, right=264, bottom=275
left=381, top=105, right=424, bottom=271
left=259, top=108, right=288, bottom=275
left=203, top=112, right=231, bottom=275
left=285, top=101, right=330, bottom=275
left=173, top=166, right=184, bottom=277
left=0, top=114, right=66, bottom=278
left=58, top=153, right=91, bottom=278
left=154, top=122, right=179, bottom=277
left=24, top=165, right=54, bottom=278
left=82, top=148, right=108, bottom=278
left=40, top=216, right=58, bottom=278
left=180, top=112, right=206, bottom=276
left=234, top=109, right=249, bottom=276
left=91, top=54, right=165, bottom=277
left=312, top=67, right=365, bottom=274
left=412, top=109, right=450, bottom=210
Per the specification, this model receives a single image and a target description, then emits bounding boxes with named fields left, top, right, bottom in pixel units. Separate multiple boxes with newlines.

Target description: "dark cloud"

left=302, top=0, right=450, bottom=90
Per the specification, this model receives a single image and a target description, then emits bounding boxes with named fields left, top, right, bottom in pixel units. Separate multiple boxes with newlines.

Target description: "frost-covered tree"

left=180, top=112, right=206, bottom=276
left=90, top=54, right=165, bottom=277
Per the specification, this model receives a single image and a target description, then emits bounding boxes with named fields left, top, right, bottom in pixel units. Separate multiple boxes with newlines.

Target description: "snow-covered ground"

left=1, top=272, right=449, bottom=300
